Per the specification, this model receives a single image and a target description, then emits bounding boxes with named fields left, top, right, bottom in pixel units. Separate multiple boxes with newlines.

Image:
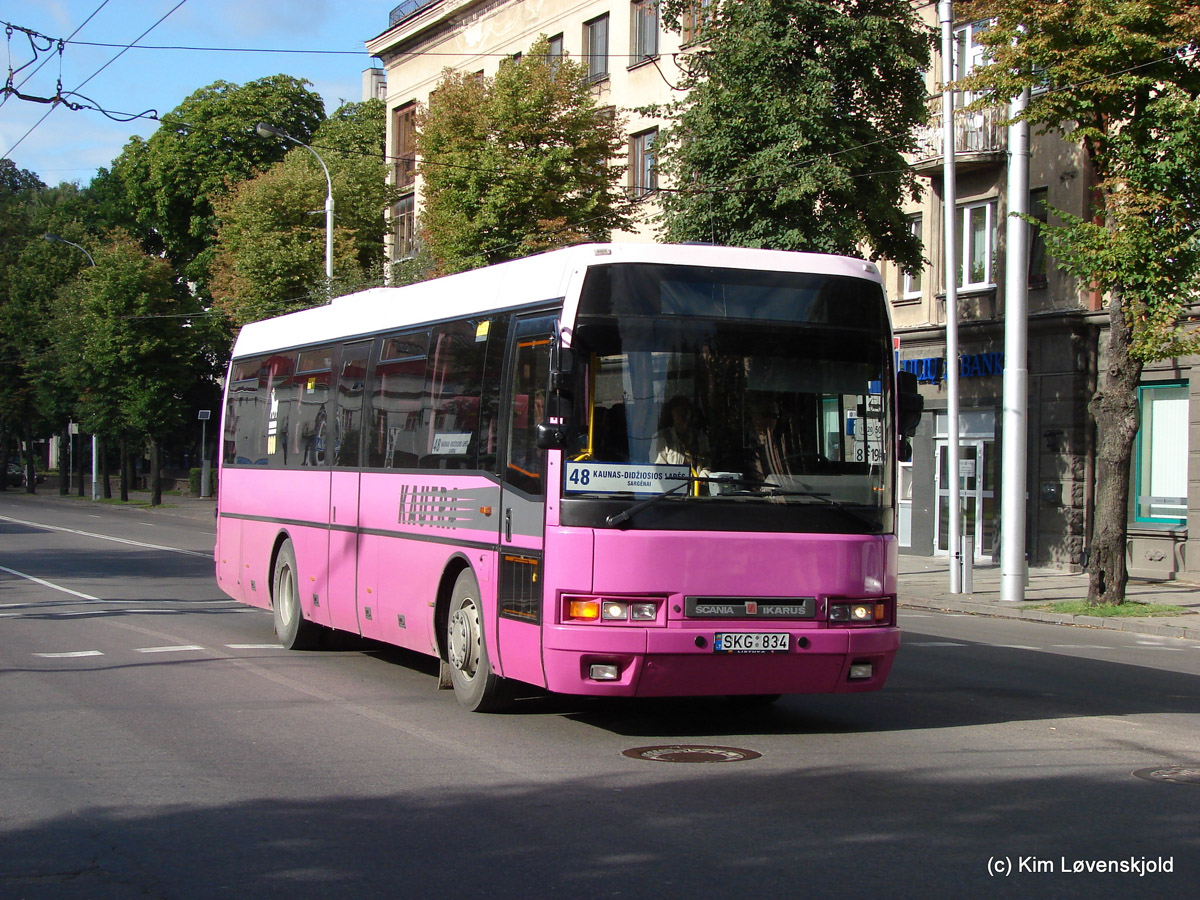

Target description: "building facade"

left=876, top=7, right=1198, bottom=580
left=365, top=2, right=1199, bottom=579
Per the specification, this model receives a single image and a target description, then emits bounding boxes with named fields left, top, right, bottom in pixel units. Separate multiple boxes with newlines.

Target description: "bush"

left=189, top=467, right=217, bottom=497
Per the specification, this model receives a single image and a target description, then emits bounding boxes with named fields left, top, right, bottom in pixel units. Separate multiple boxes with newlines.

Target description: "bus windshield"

left=562, top=263, right=894, bottom=534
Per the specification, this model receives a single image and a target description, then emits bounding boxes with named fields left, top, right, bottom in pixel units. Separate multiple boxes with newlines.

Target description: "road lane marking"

left=226, top=643, right=284, bottom=650
left=0, top=564, right=101, bottom=601
left=134, top=645, right=206, bottom=653
left=0, top=515, right=208, bottom=558
left=34, top=651, right=104, bottom=658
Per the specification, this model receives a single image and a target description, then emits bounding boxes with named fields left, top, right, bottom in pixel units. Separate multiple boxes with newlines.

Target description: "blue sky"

left=1, top=0, right=389, bottom=185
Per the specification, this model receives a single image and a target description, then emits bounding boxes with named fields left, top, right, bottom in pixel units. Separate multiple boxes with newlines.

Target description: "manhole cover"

left=1133, top=765, right=1200, bottom=785
left=622, top=744, right=762, bottom=763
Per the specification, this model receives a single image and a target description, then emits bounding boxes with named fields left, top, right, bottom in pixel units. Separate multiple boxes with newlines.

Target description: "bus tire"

left=445, top=568, right=512, bottom=712
left=272, top=539, right=321, bottom=650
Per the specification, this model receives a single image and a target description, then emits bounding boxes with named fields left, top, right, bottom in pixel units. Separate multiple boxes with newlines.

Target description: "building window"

left=682, top=0, right=716, bottom=45
left=393, top=103, right=417, bottom=189
left=903, top=214, right=923, bottom=300
left=584, top=14, right=610, bottom=82
left=548, top=33, right=564, bottom=63
left=953, top=20, right=991, bottom=107
left=393, top=193, right=415, bottom=260
left=1135, top=382, right=1189, bottom=524
left=1029, top=187, right=1048, bottom=288
left=630, top=129, right=657, bottom=198
left=956, top=199, right=997, bottom=289
left=631, top=1, right=659, bottom=62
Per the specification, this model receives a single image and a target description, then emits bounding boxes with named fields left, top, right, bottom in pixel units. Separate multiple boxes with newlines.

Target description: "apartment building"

left=365, top=2, right=1198, bottom=579
left=875, top=8, right=1198, bottom=579
left=366, top=0, right=698, bottom=258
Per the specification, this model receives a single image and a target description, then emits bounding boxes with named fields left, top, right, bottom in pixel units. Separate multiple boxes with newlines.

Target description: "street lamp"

left=43, top=233, right=96, bottom=266
left=43, top=233, right=98, bottom=500
left=255, top=122, right=334, bottom=293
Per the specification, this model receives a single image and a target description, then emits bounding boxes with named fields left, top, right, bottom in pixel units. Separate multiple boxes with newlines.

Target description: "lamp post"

left=44, top=233, right=100, bottom=500
left=43, top=233, right=96, bottom=267
left=255, top=122, right=334, bottom=294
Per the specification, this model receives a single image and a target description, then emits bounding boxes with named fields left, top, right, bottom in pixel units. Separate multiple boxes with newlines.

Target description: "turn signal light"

left=563, top=595, right=661, bottom=624
left=828, top=598, right=893, bottom=626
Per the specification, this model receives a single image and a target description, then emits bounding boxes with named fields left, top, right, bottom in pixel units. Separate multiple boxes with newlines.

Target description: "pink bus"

left=216, top=243, right=921, bottom=711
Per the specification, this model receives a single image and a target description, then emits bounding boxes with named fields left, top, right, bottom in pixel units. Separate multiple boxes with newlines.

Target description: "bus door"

left=328, top=340, right=371, bottom=634
left=496, top=314, right=556, bottom=686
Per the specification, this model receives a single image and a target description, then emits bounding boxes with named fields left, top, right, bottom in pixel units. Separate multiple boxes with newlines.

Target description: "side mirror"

left=536, top=422, right=571, bottom=450
left=897, top=370, right=923, bottom=439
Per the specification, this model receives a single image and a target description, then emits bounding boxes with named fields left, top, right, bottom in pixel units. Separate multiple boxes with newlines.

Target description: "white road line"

left=0, top=515, right=208, bottom=558
left=134, top=645, right=206, bottom=654
left=0, top=564, right=100, bottom=601
left=1051, top=644, right=1113, bottom=649
left=226, top=643, right=284, bottom=650
left=34, top=650, right=104, bottom=658
left=996, top=644, right=1041, bottom=651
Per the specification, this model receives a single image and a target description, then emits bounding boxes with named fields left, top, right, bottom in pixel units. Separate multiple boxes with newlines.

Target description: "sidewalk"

left=899, top=555, right=1200, bottom=641
left=0, top=486, right=217, bottom=524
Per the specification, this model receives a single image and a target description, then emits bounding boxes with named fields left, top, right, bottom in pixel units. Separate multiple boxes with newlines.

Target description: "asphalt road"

left=1, top=494, right=1197, bottom=899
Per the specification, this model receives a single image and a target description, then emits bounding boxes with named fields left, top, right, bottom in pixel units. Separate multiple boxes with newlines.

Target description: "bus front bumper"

left=540, top=625, right=900, bottom=697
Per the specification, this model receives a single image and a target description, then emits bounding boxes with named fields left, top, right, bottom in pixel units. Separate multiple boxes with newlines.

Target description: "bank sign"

left=901, top=352, right=1004, bottom=385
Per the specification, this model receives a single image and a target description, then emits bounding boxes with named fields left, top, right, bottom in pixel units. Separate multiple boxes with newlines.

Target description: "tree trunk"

left=22, top=421, right=36, bottom=494
left=120, top=438, right=130, bottom=502
left=100, top=436, right=112, bottom=499
left=1086, top=297, right=1143, bottom=605
left=150, top=437, right=162, bottom=506
left=59, top=427, right=70, bottom=496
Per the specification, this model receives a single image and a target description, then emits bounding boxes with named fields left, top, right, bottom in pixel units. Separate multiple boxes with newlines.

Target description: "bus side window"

left=264, top=353, right=296, bottom=468
left=369, top=331, right=429, bottom=469
left=422, top=322, right=486, bottom=469
left=505, top=334, right=552, bottom=494
left=333, top=342, right=370, bottom=468
left=477, top=316, right=509, bottom=473
left=294, top=347, right=333, bottom=467
left=223, top=358, right=266, bottom=465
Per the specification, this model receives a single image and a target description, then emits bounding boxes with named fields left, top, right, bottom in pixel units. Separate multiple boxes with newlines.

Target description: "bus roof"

left=230, top=243, right=882, bottom=359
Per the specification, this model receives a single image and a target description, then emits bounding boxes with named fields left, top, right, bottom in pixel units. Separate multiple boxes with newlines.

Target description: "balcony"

left=910, top=103, right=1008, bottom=175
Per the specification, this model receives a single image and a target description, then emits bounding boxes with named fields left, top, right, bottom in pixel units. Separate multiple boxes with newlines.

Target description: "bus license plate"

left=714, top=633, right=790, bottom=653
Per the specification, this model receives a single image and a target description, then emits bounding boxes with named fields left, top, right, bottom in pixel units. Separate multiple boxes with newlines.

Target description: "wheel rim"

left=277, top=564, right=295, bottom=627
left=448, top=598, right=481, bottom=681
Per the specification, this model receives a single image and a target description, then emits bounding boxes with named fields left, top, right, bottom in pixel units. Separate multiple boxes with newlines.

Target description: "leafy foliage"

left=210, top=100, right=394, bottom=325
left=111, top=75, right=326, bottom=287
left=417, top=37, right=631, bottom=274
left=654, top=0, right=932, bottom=269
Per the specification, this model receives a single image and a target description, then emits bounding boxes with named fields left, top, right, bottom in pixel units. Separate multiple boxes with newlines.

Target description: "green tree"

left=209, top=99, right=394, bottom=325
left=54, top=232, right=209, bottom=505
left=417, top=37, right=631, bottom=274
left=654, top=0, right=932, bottom=269
left=112, top=75, right=326, bottom=288
left=959, top=0, right=1200, bottom=604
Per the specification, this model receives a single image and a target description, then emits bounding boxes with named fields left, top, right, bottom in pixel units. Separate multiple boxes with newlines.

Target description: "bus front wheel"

left=272, top=539, right=321, bottom=650
left=445, top=568, right=512, bottom=712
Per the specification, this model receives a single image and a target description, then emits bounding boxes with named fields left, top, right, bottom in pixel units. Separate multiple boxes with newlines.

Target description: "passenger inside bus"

left=651, top=395, right=710, bottom=472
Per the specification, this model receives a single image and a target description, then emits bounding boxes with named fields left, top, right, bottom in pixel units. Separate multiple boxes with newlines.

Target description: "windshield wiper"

left=605, top=480, right=692, bottom=526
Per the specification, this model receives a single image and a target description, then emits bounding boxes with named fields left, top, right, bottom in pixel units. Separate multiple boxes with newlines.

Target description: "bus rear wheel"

left=445, top=568, right=512, bottom=712
left=272, top=539, right=321, bottom=650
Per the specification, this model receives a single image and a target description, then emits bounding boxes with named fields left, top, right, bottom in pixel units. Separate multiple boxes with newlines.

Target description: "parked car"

left=6, top=462, right=45, bottom=486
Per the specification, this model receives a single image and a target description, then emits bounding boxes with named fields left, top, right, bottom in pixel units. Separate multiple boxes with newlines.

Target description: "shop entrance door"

left=934, top=438, right=996, bottom=559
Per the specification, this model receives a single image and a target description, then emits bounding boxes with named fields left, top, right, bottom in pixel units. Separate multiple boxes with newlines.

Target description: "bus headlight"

left=827, top=598, right=893, bottom=626
left=563, top=595, right=662, bottom=624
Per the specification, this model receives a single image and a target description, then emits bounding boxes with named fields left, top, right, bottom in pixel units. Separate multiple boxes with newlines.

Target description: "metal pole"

left=940, top=1, right=962, bottom=592
left=91, top=434, right=98, bottom=501
left=1001, top=87, right=1031, bottom=601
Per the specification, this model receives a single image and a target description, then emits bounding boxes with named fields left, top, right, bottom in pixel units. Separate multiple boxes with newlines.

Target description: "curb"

left=901, top=596, right=1200, bottom=642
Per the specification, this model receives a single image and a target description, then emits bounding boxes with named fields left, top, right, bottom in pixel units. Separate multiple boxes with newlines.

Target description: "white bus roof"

left=231, top=243, right=882, bottom=359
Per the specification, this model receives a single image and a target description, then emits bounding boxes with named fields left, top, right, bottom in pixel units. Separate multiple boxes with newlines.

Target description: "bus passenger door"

left=328, top=341, right=371, bottom=634
left=496, top=314, right=556, bottom=686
